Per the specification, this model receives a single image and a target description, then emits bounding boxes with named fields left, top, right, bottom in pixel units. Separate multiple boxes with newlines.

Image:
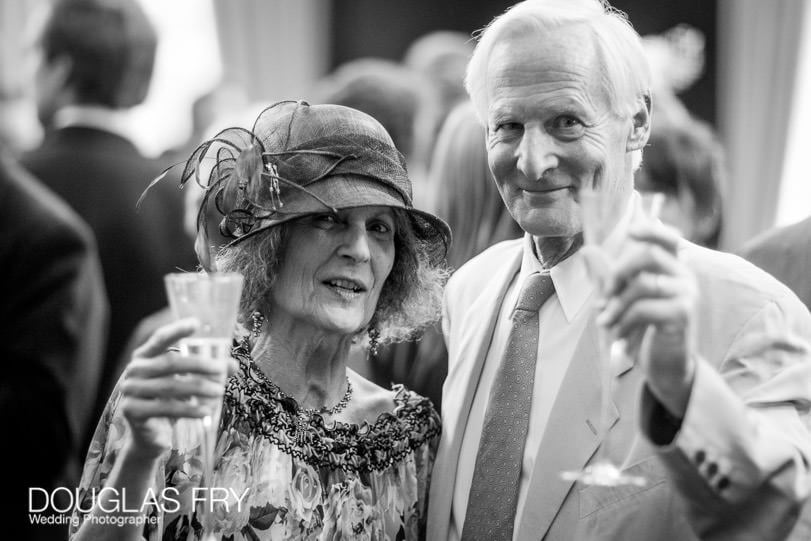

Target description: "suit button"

left=706, top=462, right=718, bottom=477
left=717, top=476, right=730, bottom=491
left=695, top=450, right=705, bottom=465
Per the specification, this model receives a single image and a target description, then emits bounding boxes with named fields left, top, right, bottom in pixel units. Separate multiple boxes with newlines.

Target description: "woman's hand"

left=591, top=222, right=698, bottom=417
left=119, top=319, right=236, bottom=459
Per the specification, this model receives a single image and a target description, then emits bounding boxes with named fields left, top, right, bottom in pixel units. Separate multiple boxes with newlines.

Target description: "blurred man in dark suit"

left=21, top=0, right=193, bottom=438
left=1, top=144, right=107, bottom=540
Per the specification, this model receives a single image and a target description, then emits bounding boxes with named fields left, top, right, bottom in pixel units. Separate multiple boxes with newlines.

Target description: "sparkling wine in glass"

left=164, top=272, right=243, bottom=538
left=560, top=188, right=663, bottom=487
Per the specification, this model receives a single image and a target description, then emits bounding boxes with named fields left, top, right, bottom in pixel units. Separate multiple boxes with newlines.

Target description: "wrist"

left=648, top=354, right=696, bottom=418
left=121, top=438, right=165, bottom=465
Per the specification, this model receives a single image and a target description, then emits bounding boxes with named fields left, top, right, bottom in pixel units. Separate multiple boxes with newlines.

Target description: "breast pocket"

left=577, top=455, right=669, bottom=519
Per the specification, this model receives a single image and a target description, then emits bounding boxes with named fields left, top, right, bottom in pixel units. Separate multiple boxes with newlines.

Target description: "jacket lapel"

left=515, top=316, right=627, bottom=540
left=428, top=248, right=522, bottom=541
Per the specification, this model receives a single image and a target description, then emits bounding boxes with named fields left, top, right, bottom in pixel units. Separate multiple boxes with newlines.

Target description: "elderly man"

left=427, top=1, right=811, bottom=540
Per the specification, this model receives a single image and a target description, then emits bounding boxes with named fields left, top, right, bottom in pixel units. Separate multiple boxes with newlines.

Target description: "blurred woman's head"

left=429, top=101, right=522, bottom=269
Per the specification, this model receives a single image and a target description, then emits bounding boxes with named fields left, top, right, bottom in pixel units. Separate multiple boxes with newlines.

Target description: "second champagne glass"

left=560, top=188, right=663, bottom=487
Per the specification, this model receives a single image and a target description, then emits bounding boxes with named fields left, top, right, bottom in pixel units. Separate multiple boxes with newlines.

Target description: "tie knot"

left=514, top=272, right=555, bottom=314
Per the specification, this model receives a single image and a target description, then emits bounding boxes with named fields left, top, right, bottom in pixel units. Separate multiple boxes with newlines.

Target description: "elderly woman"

left=69, top=101, right=450, bottom=540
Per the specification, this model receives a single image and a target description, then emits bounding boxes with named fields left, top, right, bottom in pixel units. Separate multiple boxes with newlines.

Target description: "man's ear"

left=49, top=55, right=74, bottom=91
left=38, top=53, right=74, bottom=102
left=627, top=92, right=651, bottom=152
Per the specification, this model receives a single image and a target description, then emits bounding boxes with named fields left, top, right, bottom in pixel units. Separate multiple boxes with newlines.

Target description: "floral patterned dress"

left=69, top=342, right=441, bottom=540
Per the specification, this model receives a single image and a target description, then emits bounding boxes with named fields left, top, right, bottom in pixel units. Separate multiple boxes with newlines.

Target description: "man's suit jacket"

left=428, top=236, right=811, bottom=540
left=0, top=147, right=108, bottom=540
left=21, top=126, right=195, bottom=438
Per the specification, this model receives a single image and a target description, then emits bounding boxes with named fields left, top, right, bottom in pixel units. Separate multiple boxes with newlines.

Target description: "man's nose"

left=516, top=127, right=559, bottom=181
left=338, top=224, right=371, bottom=263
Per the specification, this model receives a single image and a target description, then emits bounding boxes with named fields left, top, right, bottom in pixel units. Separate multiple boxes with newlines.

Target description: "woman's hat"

left=156, top=100, right=451, bottom=271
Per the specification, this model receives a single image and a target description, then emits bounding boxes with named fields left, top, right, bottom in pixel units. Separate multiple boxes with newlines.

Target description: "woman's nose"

left=338, top=225, right=371, bottom=262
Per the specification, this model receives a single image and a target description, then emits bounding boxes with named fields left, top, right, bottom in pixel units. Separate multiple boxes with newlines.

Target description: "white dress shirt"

left=449, top=192, right=638, bottom=541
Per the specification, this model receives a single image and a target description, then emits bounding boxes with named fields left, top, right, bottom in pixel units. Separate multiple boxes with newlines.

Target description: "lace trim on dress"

left=223, top=343, right=441, bottom=473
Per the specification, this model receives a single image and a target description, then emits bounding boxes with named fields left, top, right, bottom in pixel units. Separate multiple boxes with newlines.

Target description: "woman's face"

left=269, top=206, right=397, bottom=336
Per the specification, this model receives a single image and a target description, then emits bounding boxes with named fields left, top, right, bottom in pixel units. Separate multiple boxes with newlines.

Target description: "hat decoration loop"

left=138, top=108, right=364, bottom=271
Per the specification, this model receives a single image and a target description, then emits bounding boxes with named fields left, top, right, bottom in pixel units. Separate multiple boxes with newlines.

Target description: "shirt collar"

left=517, top=190, right=638, bottom=322
left=52, top=105, right=144, bottom=153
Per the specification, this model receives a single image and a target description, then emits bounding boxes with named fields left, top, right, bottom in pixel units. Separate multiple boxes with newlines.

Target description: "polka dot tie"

left=461, top=272, right=556, bottom=541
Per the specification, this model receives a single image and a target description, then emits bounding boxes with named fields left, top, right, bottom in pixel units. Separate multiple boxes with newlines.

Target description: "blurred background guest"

left=635, top=22, right=726, bottom=249
left=429, top=101, right=523, bottom=270
left=159, top=80, right=249, bottom=168
left=741, top=215, right=811, bottom=312
left=402, top=29, right=474, bottom=161
left=641, top=24, right=706, bottom=129
left=366, top=101, right=522, bottom=408
left=1, top=143, right=107, bottom=541
left=19, top=0, right=193, bottom=440
left=635, top=117, right=726, bottom=248
left=310, top=57, right=441, bottom=210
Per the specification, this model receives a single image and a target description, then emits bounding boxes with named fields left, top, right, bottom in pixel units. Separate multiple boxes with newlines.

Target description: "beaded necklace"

left=244, top=311, right=353, bottom=443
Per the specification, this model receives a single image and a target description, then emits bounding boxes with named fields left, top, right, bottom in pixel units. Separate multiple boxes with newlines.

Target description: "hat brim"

left=220, top=175, right=451, bottom=266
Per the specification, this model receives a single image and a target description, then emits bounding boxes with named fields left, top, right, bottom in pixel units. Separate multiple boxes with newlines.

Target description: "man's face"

left=485, top=24, right=640, bottom=240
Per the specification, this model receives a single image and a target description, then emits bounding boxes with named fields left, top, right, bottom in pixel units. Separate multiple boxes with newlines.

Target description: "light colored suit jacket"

left=428, top=236, right=811, bottom=541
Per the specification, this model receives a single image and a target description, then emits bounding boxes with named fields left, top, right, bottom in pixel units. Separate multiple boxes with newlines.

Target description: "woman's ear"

left=627, top=93, right=652, bottom=152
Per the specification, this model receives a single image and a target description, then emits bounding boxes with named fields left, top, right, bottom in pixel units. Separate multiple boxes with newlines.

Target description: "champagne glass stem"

left=197, top=404, right=221, bottom=539
left=560, top=188, right=653, bottom=486
left=596, top=322, right=614, bottom=463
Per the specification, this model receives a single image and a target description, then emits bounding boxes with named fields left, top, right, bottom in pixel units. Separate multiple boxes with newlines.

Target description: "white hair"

left=465, top=0, right=652, bottom=128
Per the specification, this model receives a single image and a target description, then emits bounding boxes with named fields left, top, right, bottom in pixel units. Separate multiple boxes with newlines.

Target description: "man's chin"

left=515, top=217, right=580, bottom=240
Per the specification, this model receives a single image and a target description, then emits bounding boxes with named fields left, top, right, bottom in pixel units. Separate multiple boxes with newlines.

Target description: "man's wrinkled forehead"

left=484, top=24, right=606, bottom=107
left=487, top=21, right=599, bottom=76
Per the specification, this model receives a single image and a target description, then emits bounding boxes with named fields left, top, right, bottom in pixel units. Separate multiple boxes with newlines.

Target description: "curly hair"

left=215, top=209, right=448, bottom=344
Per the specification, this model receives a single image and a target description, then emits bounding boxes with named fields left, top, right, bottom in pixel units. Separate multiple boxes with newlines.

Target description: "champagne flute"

left=560, top=189, right=663, bottom=487
left=164, top=272, right=243, bottom=538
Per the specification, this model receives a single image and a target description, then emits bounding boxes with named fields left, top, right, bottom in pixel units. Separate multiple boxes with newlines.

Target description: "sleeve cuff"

left=641, top=358, right=760, bottom=502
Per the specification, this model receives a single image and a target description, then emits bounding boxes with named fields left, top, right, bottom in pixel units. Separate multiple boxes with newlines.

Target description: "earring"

left=367, top=326, right=380, bottom=358
left=250, top=310, right=264, bottom=337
